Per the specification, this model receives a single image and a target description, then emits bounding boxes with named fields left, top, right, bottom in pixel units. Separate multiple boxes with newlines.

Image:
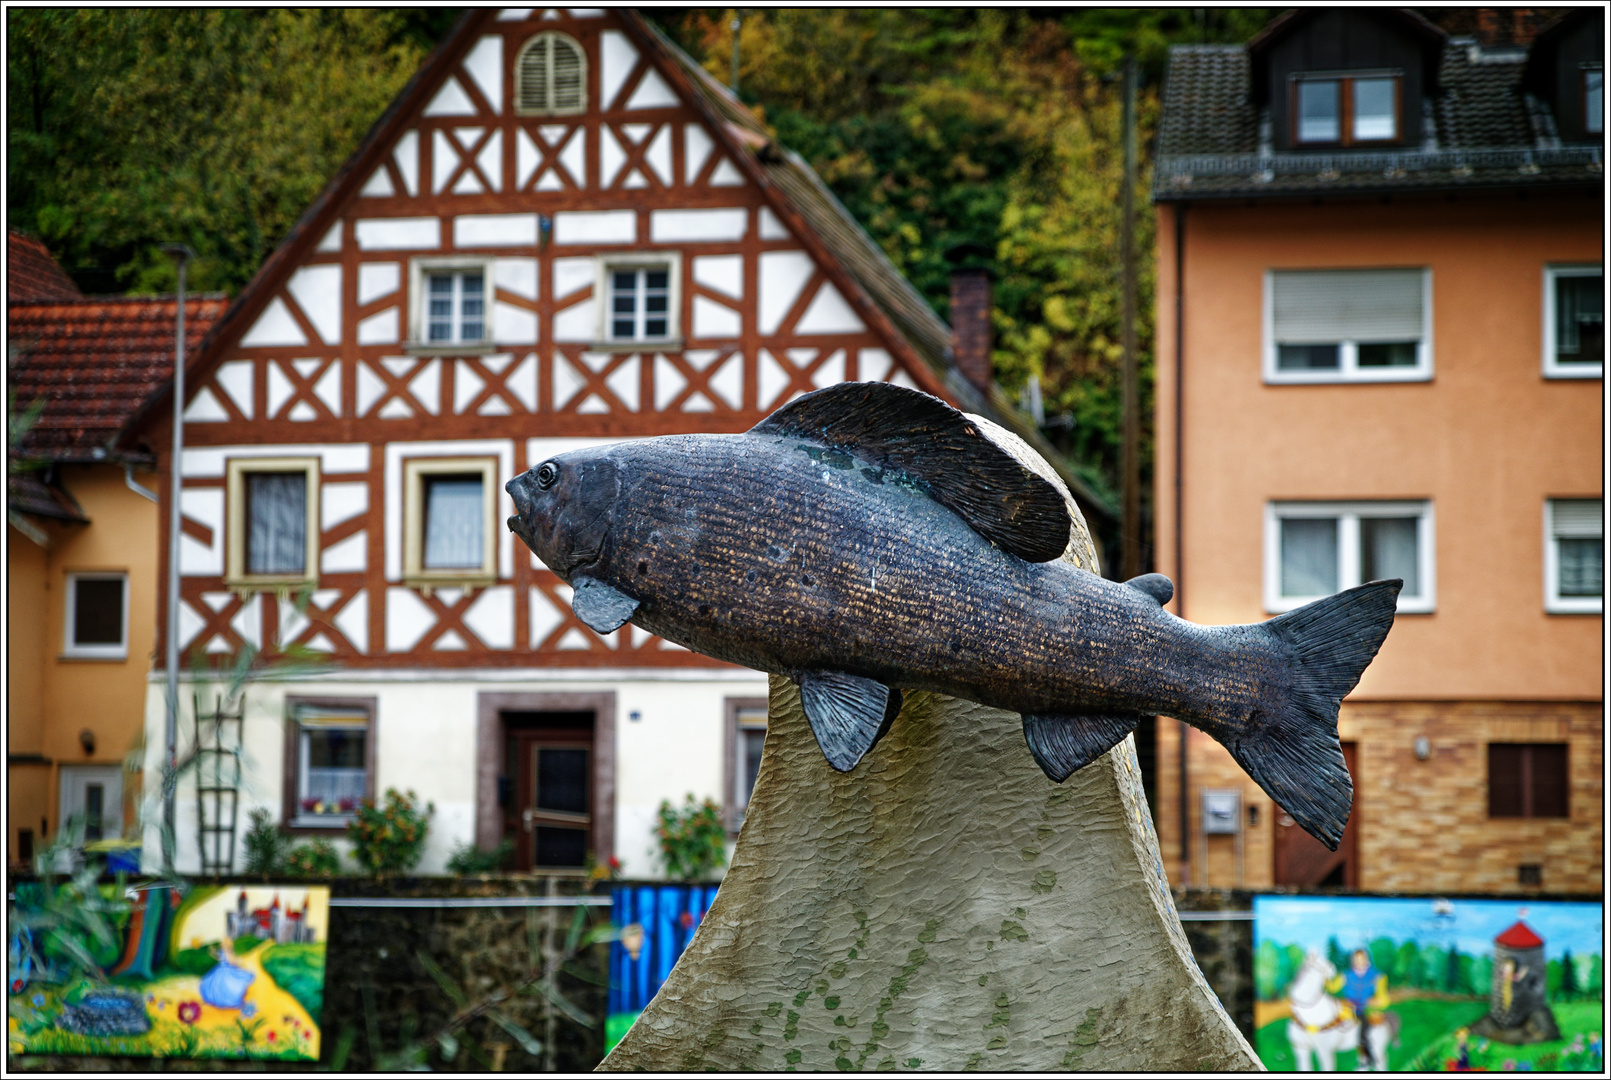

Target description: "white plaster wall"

left=141, top=672, right=768, bottom=877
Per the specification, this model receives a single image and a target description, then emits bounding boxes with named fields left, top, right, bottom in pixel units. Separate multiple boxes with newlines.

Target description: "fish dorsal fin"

left=1125, top=573, right=1174, bottom=606
left=751, top=382, right=1072, bottom=563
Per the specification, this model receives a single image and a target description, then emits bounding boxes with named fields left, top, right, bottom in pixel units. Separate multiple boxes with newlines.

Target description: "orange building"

left=6, top=231, right=226, bottom=866
left=1151, top=9, right=1602, bottom=894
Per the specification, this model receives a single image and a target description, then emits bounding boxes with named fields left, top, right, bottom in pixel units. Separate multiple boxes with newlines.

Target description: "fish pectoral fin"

left=797, top=672, right=903, bottom=772
left=1125, top=573, right=1174, bottom=606
left=568, top=576, right=640, bottom=635
left=1022, top=714, right=1140, bottom=781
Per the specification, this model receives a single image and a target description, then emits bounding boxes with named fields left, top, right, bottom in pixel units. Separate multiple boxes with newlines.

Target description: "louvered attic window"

left=517, top=33, right=587, bottom=116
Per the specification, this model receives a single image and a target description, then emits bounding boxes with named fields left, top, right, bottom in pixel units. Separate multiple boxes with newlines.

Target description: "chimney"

left=946, top=243, right=995, bottom=396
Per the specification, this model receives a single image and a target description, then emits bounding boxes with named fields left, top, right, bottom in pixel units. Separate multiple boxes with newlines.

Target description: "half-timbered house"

left=122, top=8, right=1107, bottom=876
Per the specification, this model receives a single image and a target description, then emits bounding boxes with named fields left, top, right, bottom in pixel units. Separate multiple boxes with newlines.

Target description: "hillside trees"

left=7, top=8, right=455, bottom=294
left=661, top=7, right=1272, bottom=518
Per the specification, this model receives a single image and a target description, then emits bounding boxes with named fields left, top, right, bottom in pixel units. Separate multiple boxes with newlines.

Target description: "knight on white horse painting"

left=1284, top=949, right=1400, bottom=1071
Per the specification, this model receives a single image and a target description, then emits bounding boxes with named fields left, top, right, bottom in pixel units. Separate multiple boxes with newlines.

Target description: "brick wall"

left=1154, top=701, right=1603, bottom=893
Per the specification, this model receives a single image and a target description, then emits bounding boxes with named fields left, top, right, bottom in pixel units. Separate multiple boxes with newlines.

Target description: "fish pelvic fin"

left=1230, top=578, right=1402, bottom=852
left=569, top=576, right=640, bottom=635
left=1022, top=714, right=1140, bottom=781
left=797, top=672, right=902, bottom=772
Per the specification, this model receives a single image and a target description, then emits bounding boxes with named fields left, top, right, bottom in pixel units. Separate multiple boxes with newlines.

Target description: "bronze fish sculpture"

left=506, top=381, right=1399, bottom=849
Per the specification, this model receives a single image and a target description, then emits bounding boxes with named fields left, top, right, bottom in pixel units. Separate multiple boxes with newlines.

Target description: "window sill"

left=286, top=816, right=355, bottom=832
left=225, top=577, right=319, bottom=599
left=403, top=573, right=497, bottom=596
left=1265, top=369, right=1432, bottom=385
left=589, top=338, right=684, bottom=354
left=1545, top=601, right=1603, bottom=615
left=403, top=341, right=499, bottom=357
left=1542, top=364, right=1603, bottom=380
left=59, top=649, right=129, bottom=662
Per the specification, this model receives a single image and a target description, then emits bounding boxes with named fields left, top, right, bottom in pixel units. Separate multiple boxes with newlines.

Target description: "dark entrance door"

left=1273, top=741, right=1359, bottom=887
left=503, top=712, right=594, bottom=872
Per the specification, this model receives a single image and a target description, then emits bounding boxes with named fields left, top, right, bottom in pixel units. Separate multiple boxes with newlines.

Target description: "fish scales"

left=506, top=381, right=1401, bottom=850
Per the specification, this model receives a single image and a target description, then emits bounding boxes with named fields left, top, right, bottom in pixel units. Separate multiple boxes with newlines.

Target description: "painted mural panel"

left=1253, top=894, right=1603, bottom=1071
left=8, top=884, right=328, bottom=1061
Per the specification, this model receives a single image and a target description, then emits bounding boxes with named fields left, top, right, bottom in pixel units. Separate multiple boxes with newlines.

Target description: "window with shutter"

left=516, top=33, right=587, bottom=116
left=1488, top=743, right=1569, bottom=819
left=1545, top=498, right=1603, bottom=613
left=1543, top=265, right=1603, bottom=378
left=1266, top=268, right=1431, bottom=382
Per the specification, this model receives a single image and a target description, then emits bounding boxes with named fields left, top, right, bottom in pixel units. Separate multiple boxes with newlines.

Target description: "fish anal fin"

left=751, top=382, right=1071, bottom=563
left=797, top=671, right=902, bottom=772
left=569, top=576, right=640, bottom=635
left=1022, top=714, right=1140, bottom=782
left=1125, top=573, right=1174, bottom=606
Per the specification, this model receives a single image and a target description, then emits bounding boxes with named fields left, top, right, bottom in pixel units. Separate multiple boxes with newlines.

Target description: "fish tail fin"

left=1224, top=579, right=1401, bottom=851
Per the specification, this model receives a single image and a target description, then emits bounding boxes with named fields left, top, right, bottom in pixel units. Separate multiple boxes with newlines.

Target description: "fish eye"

left=536, top=461, right=559, bottom=489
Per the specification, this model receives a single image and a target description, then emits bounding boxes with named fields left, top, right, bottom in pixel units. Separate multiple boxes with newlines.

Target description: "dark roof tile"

left=9, top=295, right=227, bottom=456
left=8, top=231, right=84, bottom=304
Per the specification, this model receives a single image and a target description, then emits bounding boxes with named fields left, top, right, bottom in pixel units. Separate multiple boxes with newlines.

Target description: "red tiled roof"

left=8, top=231, right=83, bottom=303
left=9, top=295, right=227, bottom=456
left=7, top=471, right=88, bottom=522
left=1495, top=921, right=1544, bottom=949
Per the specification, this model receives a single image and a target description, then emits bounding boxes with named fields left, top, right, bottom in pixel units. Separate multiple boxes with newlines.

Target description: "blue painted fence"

left=608, top=883, right=720, bottom=1015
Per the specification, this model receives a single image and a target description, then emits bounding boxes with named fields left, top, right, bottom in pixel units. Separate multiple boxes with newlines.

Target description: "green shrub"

left=167, top=946, right=217, bottom=976
left=655, top=795, right=727, bottom=881
left=348, top=788, right=434, bottom=876
left=261, top=943, right=325, bottom=1021
left=285, top=838, right=342, bottom=877
left=445, top=839, right=513, bottom=875
left=242, top=807, right=292, bottom=876
left=233, top=934, right=265, bottom=952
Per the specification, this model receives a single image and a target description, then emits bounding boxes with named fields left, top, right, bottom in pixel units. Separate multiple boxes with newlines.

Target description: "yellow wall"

left=6, top=464, right=159, bottom=863
left=1151, top=193, right=1603, bottom=890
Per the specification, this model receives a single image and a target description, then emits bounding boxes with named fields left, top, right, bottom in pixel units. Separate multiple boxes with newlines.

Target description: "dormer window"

left=1293, top=73, right=1401, bottom=145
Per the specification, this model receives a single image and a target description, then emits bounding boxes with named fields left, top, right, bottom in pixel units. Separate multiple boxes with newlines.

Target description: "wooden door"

left=1273, top=742, right=1358, bottom=887
left=509, top=720, right=594, bottom=872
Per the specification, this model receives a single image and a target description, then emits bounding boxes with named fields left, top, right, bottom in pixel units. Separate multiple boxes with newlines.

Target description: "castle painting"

left=8, top=884, right=329, bottom=1061
left=1253, top=895, right=1603, bottom=1071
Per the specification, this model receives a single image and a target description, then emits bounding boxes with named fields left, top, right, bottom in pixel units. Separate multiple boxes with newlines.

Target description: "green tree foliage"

left=658, top=8, right=1275, bottom=512
left=7, top=8, right=448, bottom=294
left=1369, top=935, right=1398, bottom=981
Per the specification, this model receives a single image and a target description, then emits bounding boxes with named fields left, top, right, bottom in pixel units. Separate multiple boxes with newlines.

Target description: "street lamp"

left=160, top=242, right=193, bottom=872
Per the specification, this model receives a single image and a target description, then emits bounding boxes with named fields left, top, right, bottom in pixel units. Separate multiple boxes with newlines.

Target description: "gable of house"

left=125, top=8, right=1002, bottom=672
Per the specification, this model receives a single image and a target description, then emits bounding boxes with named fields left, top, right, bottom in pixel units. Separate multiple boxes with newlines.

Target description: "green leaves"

left=654, top=795, right=727, bottom=882
left=7, top=9, right=428, bottom=293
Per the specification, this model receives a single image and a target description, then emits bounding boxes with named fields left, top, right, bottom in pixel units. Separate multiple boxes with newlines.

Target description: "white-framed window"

left=516, top=32, right=587, bottom=116
left=595, top=255, right=681, bottom=348
left=286, top=699, right=374, bottom=828
left=225, top=458, right=320, bottom=591
left=63, top=572, right=129, bottom=660
left=1544, top=498, right=1602, bottom=614
left=1542, top=265, right=1603, bottom=379
left=1265, top=501, right=1435, bottom=614
left=1293, top=72, right=1401, bottom=145
left=408, top=258, right=492, bottom=351
left=1265, top=268, right=1432, bottom=383
left=402, top=457, right=499, bottom=588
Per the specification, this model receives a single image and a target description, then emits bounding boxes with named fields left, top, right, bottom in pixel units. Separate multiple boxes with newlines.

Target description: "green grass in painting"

left=604, top=1011, right=642, bottom=1054
left=261, top=943, right=326, bottom=1021
left=1259, top=997, right=1605, bottom=1072
left=165, top=947, right=218, bottom=976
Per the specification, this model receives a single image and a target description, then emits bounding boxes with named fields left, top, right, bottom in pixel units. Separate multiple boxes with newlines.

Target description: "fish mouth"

left=506, top=513, right=534, bottom=547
